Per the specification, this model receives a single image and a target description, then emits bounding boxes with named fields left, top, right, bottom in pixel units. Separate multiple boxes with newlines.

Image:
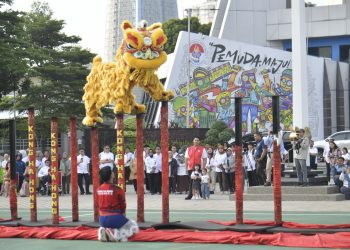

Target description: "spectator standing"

left=143, top=145, right=150, bottom=192
left=171, top=145, right=178, bottom=159
left=214, top=145, right=228, bottom=194
left=60, top=152, right=71, bottom=195
left=309, top=140, right=318, bottom=170
left=244, top=142, right=258, bottom=187
left=2, top=161, right=10, bottom=197
left=176, top=154, right=188, bottom=194
left=123, top=147, right=134, bottom=184
left=201, top=168, right=210, bottom=199
left=154, top=146, right=162, bottom=194
left=205, top=147, right=216, bottom=194
left=225, top=148, right=235, bottom=194
left=184, top=138, right=207, bottom=200
left=145, top=149, right=158, bottom=195
left=190, top=164, right=202, bottom=200
left=264, top=131, right=274, bottom=186
left=16, top=154, right=26, bottom=191
left=323, top=139, right=332, bottom=182
left=77, top=149, right=91, bottom=195
left=254, top=132, right=267, bottom=185
left=168, top=151, right=178, bottom=194
left=129, top=156, right=137, bottom=192
left=293, top=129, right=310, bottom=186
left=100, top=145, right=114, bottom=170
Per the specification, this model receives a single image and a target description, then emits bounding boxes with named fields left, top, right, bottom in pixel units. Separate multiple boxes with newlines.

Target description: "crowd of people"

left=1, top=131, right=350, bottom=200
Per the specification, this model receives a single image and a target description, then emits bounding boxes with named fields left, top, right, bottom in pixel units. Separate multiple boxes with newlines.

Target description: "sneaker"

left=191, top=197, right=195, bottom=200
left=98, top=227, right=107, bottom=242
left=185, top=196, right=192, bottom=200
left=264, top=182, right=271, bottom=186
left=302, top=183, right=309, bottom=187
left=210, top=191, right=214, bottom=194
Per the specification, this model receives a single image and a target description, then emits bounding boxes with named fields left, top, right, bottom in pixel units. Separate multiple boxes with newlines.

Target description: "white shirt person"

left=99, top=145, right=114, bottom=170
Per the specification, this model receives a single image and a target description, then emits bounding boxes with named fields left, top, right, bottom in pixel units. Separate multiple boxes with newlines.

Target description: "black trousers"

left=78, top=173, right=90, bottom=194
left=226, top=172, right=235, bottom=192
left=169, top=177, right=176, bottom=193
left=326, top=162, right=331, bottom=182
left=145, top=171, right=150, bottom=191
left=247, top=170, right=258, bottom=186
left=186, top=170, right=193, bottom=198
left=156, top=172, right=162, bottom=194
left=18, top=175, right=24, bottom=191
left=256, top=159, right=267, bottom=185
left=124, top=167, right=131, bottom=185
left=62, top=175, right=70, bottom=194
left=148, top=173, right=158, bottom=194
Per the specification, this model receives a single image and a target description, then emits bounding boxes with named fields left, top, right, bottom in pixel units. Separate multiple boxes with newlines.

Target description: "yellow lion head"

left=119, top=20, right=168, bottom=70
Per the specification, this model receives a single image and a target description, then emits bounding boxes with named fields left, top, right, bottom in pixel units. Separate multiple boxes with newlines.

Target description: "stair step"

left=247, top=186, right=339, bottom=194
left=229, top=193, right=345, bottom=201
left=281, top=177, right=328, bottom=186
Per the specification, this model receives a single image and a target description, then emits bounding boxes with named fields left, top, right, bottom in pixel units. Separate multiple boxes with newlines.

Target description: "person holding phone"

left=77, top=148, right=91, bottom=195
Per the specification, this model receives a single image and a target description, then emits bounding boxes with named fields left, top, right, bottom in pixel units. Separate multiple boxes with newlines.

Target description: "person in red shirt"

left=98, top=167, right=139, bottom=242
left=184, top=138, right=207, bottom=200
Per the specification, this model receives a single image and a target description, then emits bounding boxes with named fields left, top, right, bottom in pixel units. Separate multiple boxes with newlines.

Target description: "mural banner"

left=161, top=32, right=324, bottom=140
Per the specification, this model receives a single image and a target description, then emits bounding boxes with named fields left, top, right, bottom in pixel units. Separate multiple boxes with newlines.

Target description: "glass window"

left=340, top=45, right=350, bottom=62
left=308, top=46, right=332, bottom=58
left=343, top=132, right=350, bottom=140
left=331, top=133, right=346, bottom=140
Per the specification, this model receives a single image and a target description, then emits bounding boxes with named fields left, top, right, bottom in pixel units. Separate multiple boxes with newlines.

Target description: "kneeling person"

left=98, top=167, right=139, bottom=242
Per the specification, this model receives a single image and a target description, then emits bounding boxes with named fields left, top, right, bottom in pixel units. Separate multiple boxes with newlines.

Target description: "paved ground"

left=1, top=185, right=350, bottom=249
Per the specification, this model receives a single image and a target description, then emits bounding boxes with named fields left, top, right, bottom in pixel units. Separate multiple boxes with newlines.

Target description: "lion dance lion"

left=82, top=20, right=174, bottom=126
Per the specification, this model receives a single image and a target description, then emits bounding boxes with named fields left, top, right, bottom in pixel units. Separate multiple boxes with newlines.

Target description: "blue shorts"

left=99, top=214, right=129, bottom=229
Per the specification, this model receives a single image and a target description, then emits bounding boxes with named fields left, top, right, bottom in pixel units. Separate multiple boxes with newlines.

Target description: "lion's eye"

left=126, top=43, right=136, bottom=50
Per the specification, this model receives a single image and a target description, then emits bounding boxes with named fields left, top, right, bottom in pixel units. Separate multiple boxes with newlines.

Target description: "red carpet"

left=208, top=219, right=350, bottom=229
left=1, top=225, right=350, bottom=248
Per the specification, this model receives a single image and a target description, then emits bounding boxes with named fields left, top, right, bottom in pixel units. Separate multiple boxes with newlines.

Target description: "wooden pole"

left=116, top=114, right=125, bottom=191
left=272, top=96, right=282, bottom=225
left=91, top=127, right=99, bottom=223
left=9, top=119, right=17, bottom=221
left=234, top=97, right=243, bottom=224
left=28, top=108, right=37, bottom=222
left=51, top=117, right=59, bottom=225
left=273, top=140, right=282, bottom=225
left=70, top=117, right=79, bottom=222
left=136, top=114, right=145, bottom=222
left=161, top=102, right=169, bottom=224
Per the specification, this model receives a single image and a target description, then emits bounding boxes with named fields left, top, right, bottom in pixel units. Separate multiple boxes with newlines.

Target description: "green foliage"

left=0, top=0, right=30, bottom=97
left=204, top=121, right=234, bottom=146
left=6, top=1, right=96, bottom=145
left=162, top=17, right=212, bottom=54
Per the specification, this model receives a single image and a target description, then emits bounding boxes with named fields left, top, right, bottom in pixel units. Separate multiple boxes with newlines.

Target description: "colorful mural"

left=162, top=32, right=324, bottom=138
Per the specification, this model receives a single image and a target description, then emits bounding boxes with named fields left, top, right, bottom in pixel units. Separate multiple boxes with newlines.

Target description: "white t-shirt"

left=42, top=157, right=49, bottom=167
left=214, top=153, right=227, bottom=172
left=244, top=150, right=256, bottom=171
left=205, top=157, right=215, bottom=170
left=22, top=156, right=29, bottom=164
left=145, top=156, right=158, bottom=174
left=201, top=174, right=209, bottom=184
left=99, top=151, right=114, bottom=169
left=38, top=165, right=50, bottom=177
left=185, top=147, right=208, bottom=159
left=124, top=152, right=134, bottom=167
left=323, top=143, right=330, bottom=163
left=36, top=159, right=42, bottom=169
left=154, top=153, right=162, bottom=172
left=309, top=146, right=318, bottom=164
left=77, top=155, right=90, bottom=174
left=1, top=159, right=8, bottom=168
left=177, top=162, right=186, bottom=176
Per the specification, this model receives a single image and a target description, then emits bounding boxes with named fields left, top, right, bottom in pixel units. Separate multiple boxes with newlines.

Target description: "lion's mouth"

left=133, top=49, right=159, bottom=60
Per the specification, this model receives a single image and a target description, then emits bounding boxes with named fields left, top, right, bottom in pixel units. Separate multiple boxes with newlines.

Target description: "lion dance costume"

left=82, top=20, right=173, bottom=126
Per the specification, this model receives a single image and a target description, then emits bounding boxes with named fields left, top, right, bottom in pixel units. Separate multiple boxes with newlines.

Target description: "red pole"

left=70, top=117, right=79, bottom=222
left=161, top=101, right=169, bottom=224
left=136, top=114, right=145, bottom=222
left=273, top=139, right=282, bottom=225
left=235, top=145, right=243, bottom=224
left=91, top=127, right=99, bottom=223
left=9, top=120, right=17, bottom=221
left=28, top=108, right=37, bottom=222
left=116, top=114, right=125, bottom=191
left=51, top=117, right=59, bottom=225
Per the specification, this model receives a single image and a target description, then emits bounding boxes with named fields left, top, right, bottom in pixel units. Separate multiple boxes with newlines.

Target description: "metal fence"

left=0, top=137, right=62, bottom=154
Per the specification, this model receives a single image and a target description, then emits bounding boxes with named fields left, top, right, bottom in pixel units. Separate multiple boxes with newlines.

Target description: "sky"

left=7, top=0, right=343, bottom=58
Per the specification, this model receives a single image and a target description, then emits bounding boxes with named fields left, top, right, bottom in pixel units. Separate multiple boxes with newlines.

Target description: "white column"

left=291, top=0, right=308, bottom=128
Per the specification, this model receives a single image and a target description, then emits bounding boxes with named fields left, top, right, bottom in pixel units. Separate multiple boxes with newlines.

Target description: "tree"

left=13, top=1, right=96, bottom=149
left=204, top=121, right=234, bottom=146
left=0, top=0, right=30, bottom=98
left=162, top=17, right=211, bottom=54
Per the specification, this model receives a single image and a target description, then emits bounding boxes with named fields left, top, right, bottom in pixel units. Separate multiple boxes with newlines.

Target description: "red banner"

left=51, top=117, right=59, bottom=224
left=28, top=108, right=37, bottom=222
left=116, top=115, right=125, bottom=191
